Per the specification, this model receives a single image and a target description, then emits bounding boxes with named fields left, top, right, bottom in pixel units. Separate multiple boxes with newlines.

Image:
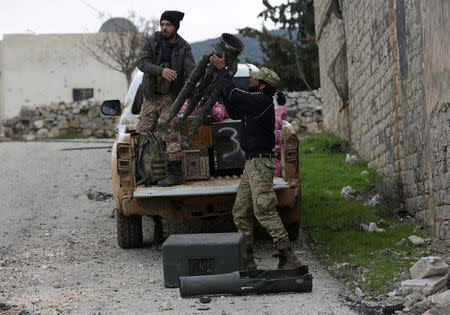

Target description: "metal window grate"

left=73, top=88, right=94, bottom=101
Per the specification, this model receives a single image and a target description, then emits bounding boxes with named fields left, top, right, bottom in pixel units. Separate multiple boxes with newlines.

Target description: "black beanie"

left=160, top=10, right=184, bottom=30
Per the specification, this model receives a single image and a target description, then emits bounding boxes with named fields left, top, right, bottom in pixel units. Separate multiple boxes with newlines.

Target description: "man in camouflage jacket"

left=136, top=10, right=195, bottom=187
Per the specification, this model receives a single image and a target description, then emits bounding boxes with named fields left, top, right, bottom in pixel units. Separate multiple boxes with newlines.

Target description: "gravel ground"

left=0, top=140, right=357, bottom=314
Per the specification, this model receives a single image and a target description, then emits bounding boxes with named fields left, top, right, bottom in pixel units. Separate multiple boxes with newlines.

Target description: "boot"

left=277, top=246, right=302, bottom=269
left=244, top=247, right=257, bottom=270
left=157, top=160, right=185, bottom=187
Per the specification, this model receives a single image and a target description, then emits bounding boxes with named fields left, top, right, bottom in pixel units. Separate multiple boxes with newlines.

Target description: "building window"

left=73, top=88, right=94, bottom=101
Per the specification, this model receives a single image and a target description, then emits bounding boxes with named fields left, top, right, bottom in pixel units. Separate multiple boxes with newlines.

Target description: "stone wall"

left=2, top=99, right=118, bottom=140
left=284, top=90, right=324, bottom=134
left=315, top=0, right=449, bottom=239
left=1, top=91, right=323, bottom=140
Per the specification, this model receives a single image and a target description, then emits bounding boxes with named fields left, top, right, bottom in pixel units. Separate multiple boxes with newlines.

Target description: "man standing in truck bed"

left=136, top=10, right=195, bottom=187
left=210, top=54, right=302, bottom=270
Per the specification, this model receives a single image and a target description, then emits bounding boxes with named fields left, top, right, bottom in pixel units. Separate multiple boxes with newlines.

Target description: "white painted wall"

left=0, top=33, right=128, bottom=135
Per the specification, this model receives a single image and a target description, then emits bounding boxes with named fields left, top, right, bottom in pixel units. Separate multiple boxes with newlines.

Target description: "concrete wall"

left=0, top=33, right=127, bottom=135
left=315, top=0, right=449, bottom=239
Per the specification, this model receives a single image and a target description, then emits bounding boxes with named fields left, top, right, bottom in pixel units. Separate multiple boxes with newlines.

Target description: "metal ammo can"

left=162, top=232, right=246, bottom=288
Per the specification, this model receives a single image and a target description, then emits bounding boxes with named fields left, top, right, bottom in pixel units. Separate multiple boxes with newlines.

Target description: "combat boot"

left=244, top=247, right=257, bottom=270
left=277, top=246, right=302, bottom=269
left=157, top=160, right=185, bottom=187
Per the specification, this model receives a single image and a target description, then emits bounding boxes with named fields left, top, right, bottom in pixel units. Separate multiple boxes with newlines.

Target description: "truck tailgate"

left=133, top=177, right=293, bottom=198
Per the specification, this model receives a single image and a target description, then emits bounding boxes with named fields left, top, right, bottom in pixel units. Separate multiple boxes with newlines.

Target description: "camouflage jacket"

left=137, top=31, right=195, bottom=100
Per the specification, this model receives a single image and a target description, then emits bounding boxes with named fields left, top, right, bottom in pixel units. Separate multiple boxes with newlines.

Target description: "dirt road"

left=0, top=140, right=356, bottom=314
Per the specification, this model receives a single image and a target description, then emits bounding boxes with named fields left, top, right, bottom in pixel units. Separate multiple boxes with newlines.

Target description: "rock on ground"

left=410, top=256, right=449, bottom=279
left=401, top=275, right=448, bottom=296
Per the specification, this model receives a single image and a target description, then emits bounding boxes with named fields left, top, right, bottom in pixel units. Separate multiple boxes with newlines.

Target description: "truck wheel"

left=117, top=211, right=143, bottom=249
left=286, top=222, right=300, bottom=241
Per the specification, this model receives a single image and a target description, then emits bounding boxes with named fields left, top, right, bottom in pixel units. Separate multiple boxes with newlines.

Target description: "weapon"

left=179, top=266, right=312, bottom=297
left=158, top=33, right=244, bottom=140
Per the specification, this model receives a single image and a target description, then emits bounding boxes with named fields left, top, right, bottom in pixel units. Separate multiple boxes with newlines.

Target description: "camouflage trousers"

left=136, top=95, right=182, bottom=161
left=232, top=157, right=290, bottom=250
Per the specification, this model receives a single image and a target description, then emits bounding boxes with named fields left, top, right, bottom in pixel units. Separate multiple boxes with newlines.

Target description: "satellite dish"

left=99, top=18, right=137, bottom=33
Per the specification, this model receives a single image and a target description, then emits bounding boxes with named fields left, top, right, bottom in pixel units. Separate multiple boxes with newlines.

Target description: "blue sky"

left=0, top=0, right=283, bottom=42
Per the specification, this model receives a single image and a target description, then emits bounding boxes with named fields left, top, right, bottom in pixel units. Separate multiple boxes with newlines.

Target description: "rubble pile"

left=383, top=256, right=450, bottom=314
left=2, top=99, right=118, bottom=140
left=283, top=90, right=323, bottom=134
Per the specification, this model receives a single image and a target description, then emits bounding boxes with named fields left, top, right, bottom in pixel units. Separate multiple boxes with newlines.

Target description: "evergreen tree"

left=240, top=0, right=319, bottom=91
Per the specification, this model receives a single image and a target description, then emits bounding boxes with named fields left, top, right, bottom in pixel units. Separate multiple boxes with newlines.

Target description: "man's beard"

left=248, top=86, right=259, bottom=92
left=162, top=30, right=176, bottom=40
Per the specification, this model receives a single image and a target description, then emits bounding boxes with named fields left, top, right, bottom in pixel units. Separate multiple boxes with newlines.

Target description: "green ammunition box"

left=162, top=232, right=246, bottom=288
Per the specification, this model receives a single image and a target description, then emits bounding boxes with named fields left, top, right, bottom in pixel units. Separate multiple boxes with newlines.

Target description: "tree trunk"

left=125, top=71, right=132, bottom=88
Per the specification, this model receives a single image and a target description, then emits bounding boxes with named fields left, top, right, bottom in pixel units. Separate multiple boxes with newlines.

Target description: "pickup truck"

left=101, top=64, right=302, bottom=248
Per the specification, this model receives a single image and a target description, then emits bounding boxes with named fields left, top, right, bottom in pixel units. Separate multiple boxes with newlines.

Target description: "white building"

left=0, top=32, right=128, bottom=136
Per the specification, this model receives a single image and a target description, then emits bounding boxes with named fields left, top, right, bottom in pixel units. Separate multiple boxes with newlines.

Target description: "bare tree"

left=82, top=11, right=158, bottom=87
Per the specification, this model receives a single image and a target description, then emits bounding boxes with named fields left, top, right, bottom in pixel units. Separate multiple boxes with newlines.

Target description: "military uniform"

left=217, top=67, right=291, bottom=251
left=233, top=157, right=290, bottom=249
left=136, top=31, right=195, bottom=162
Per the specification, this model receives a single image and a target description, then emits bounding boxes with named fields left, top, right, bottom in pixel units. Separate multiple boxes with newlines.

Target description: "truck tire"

left=117, top=211, right=143, bottom=249
left=286, top=222, right=300, bottom=241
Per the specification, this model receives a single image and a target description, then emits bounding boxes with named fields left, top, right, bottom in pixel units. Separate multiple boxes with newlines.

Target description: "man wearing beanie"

left=210, top=53, right=302, bottom=270
left=136, top=10, right=195, bottom=187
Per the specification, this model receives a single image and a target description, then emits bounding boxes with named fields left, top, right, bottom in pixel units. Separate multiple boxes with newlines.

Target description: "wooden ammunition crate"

left=180, top=117, right=213, bottom=148
left=183, top=148, right=210, bottom=180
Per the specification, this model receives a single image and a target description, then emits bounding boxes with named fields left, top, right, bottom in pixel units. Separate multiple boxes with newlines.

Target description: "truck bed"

left=133, top=176, right=293, bottom=198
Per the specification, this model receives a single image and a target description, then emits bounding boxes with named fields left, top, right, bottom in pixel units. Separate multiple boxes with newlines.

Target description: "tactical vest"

left=155, top=61, right=172, bottom=95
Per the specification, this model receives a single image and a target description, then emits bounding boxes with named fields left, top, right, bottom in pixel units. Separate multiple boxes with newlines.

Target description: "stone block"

left=57, top=121, right=69, bottom=129
left=306, top=122, right=319, bottom=133
left=33, top=120, right=44, bottom=129
left=23, top=133, right=36, bottom=141
left=401, top=275, right=448, bottom=296
left=436, top=205, right=450, bottom=221
left=36, top=128, right=49, bottom=139
left=81, top=129, right=93, bottom=137
left=69, top=120, right=81, bottom=129
left=410, top=256, right=449, bottom=279
left=428, top=290, right=450, bottom=307
left=408, top=235, right=425, bottom=247
left=87, top=107, right=99, bottom=119
left=49, top=127, right=60, bottom=138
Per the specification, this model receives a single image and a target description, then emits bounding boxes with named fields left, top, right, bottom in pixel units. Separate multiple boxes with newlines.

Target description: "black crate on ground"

left=162, top=232, right=245, bottom=288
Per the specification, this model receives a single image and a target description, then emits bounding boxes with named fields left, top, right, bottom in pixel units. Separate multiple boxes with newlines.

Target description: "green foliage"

left=299, top=132, right=425, bottom=296
left=239, top=0, right=319, bottom=90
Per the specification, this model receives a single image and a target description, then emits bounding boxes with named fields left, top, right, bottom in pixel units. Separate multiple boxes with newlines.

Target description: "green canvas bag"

left=135, top=132, right=167, bottom=186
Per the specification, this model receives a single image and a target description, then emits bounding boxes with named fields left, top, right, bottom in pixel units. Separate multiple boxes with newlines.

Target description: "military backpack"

left=135, top=131, right=167, bottom=186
